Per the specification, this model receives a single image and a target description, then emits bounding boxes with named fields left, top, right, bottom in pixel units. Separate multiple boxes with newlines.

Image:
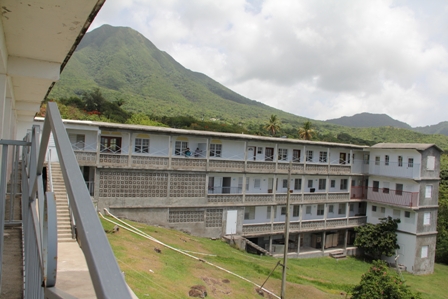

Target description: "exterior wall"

left=413, top=234, right=436, bottom=274
left=420, top=147, right=441, bottom=179
left=45, top=119, right=442, bottom=275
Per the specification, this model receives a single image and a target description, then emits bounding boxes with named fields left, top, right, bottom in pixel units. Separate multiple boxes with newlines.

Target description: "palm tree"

left=264, top=114, right=281, bottom=136
left=298, top=120, right=315, bottom=140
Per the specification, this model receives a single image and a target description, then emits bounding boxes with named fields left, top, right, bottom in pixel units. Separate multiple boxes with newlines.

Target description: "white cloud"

left=90, top=0, right=448, bottom=127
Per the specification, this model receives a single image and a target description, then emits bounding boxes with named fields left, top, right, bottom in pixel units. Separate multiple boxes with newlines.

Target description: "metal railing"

left=1, top=102, right=133, bottom=298
left=366, top=186, right=419, bottom=208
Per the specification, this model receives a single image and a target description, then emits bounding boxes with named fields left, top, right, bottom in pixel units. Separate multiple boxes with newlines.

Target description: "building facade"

left=38, top=118, right=441, bottom=275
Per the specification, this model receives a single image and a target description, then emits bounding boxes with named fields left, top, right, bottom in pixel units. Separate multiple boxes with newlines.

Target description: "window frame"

left=134, top=138, right=149, bottom=154
left=210, top=143, right=222, bottom=158
left=319, top=151, right=327, bottom=163
left=175, top=141, right=188, bottom=156
left=306, top=150, right=313, bottom=162
left=100, top=136, right=122, bottom=154
left=278, top=148, right=288, bottom=161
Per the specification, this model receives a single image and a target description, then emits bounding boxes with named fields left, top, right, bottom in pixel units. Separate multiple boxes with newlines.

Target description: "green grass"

left=101, top=217, right=448, bottom=298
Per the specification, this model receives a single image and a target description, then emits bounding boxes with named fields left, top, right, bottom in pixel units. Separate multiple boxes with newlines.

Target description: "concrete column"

left=0, top=74, right=6, bottom=141
left=297, top=233, right=301, bottom=255
left=344, top=229, right=348, bottom=252
left=269, top=235, right=273, bottom=253
left=322, top=232, right=326, bottom=253
left=127, top=132, right=133, bottom=167
left=168, top=135, right=172, bottom=169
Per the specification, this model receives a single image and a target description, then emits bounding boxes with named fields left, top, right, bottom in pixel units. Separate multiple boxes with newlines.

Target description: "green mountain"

left=50, top=24, right=307, bottom=125
left=49, top=24, right=448, bottom=150
left=325, top=112, right=412, bottom=129
left=414, top=122, right=448, bottom=136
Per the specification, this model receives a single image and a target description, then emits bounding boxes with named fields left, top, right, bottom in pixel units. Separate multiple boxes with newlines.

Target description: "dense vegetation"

left=350, top=260, right=422, bottom=299
left=436, top=154, right=448, bottom=264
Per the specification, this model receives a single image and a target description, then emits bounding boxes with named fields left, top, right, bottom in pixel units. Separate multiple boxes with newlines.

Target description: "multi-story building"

left=36, top=118, right=441, bottom=275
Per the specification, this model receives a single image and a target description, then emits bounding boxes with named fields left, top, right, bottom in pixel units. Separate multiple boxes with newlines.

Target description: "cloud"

left=90, top=0, right=448, bottom=127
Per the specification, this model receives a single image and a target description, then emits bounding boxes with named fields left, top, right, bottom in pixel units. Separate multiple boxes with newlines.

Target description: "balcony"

left=242, top=216, right=367, bottom=235
left=366, top=187, right=419, bottom=208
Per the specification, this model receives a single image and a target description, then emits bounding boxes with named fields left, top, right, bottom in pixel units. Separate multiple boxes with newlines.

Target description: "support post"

left=281, top=161, right=292, bottom=298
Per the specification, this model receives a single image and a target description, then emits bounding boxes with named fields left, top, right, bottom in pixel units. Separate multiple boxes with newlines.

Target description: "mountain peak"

left=325, top=112, right=412, bottom=129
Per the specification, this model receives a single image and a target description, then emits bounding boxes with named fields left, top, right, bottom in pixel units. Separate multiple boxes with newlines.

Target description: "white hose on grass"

left=101, top=209, right=280, bottom=299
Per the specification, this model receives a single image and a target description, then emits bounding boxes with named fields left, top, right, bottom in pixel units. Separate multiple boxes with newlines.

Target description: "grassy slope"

left=101, top=217, right=447, bottom=299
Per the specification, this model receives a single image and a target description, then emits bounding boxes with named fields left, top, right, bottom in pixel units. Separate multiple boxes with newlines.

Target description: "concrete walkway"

left=56, top=242, right=138, bottom=298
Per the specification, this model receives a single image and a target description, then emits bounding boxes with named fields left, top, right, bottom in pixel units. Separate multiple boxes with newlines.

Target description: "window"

left=293, top=150, right=301, bottom=162
left=257, top=147, right=263, bottom=154
left=306, top=150, right=313, bottom=162
left=282, top=179, right=288, bottom=188
left=380, top=207, right=386, bottom=213
left=383, top=182, right=389, bottom=194
left=319, top=151, right=327, bottom=163
left=69, top=134, right=85, bottom=150
left=425, top=185, right=433, bottom=198
left=175, top=141, right=188, bottom=156
left=210, top=143, right=222, bottom=157
left=395, top=184, right=403, bottom=196
left=393, top=209, right=400, bottom=218
left=385, top=155, right=389, bottom=166
left=100, top=136, right=122, bottom=153
left=375, top=156, right=380, bottom=165
left=330, top=180, right=336, bottom=188
left=350, top=203, right=354, bottom=212
left=363, top=154, right=370, bottom=164
left=340, top=179, right=348, bottom=190
left=278, top=148, right=288, bottom=161
left=373, top=181, right=379, bottom=192
left=338, top=204, right=346, bottom=215
left=318, top=179, right=326, bottom=190
left=328, top=205, right=334, bottom=213
left=254, top=179, right=261, bottom=188
left=317, top=204, right=324, bottom=216
left=306, top=206, right=312, bottom=215
left=294, top=179, right=302, bottom=190
left=134, top=138, right=149, bottom=154
left=267, top=206, right=271, bottom=219
left=293, top=205, right=299, bottom=217
left=281, top=206, right=287, bottom=215
left=427, top=156, right=435, bottom=171
left=424, top=212, right=431, bottom=225
left=398, top=156, right=403, bottom=167
left=404, top=211, right=410, bottom=218
left=421, top=246, right=429, bottom=258
left=408, top=158, right=414, bottom=168
left=244, top=207, right=255, bottom=220
left=308, top=180, right=313, bottom=188
left=372, top=205, right=377, bottom=212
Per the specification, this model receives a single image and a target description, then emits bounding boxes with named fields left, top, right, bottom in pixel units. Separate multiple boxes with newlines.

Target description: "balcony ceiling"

left=0, top=0, right=105, bottom=120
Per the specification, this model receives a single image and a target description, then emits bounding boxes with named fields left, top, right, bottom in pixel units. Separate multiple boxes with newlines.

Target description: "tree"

left=264, top=114, right=281, bottom=136
left=436, top=154, right=448, bottom=263
left=298, top=120, right=315, bottom=140
left=354, top=216, right=400, bottom=259
left=351, top=260, right=421, bottom=299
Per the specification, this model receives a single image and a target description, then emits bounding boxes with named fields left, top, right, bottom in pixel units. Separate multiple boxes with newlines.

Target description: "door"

left=226, top=210, right=238, bottom=235
left=265, top=147, right=274, bottom=161
left=339, top=153, right=347, bottom=164
left=247, top=146, right=256, bottom=161
left=223, top=177, right=231, bottom=194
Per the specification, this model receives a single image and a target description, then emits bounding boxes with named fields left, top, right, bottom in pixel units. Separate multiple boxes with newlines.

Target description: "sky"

left=90, top=0, right=448, bottom=127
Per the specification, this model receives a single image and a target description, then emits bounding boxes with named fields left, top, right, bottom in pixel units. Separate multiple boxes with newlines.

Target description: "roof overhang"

left=0, top=0, right=105, bottom=120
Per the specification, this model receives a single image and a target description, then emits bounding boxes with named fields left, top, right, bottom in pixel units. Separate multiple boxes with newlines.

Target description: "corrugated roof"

left=370, top=143, right=443, bottom=152
left=34, top=117, right=366, bottom=149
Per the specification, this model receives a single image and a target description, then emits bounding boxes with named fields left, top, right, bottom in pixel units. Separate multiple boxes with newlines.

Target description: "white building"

left=35, top=118, right=442, bottom=275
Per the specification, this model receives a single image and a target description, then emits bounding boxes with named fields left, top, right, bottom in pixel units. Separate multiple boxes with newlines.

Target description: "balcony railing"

left=208, top=186, right=243, bottom=194
left=242, top=216, right=367, bottom=235
left=7, top=102, right=133, bottom=298
left=366, top=187, right=419, bottom=207
left=368, top=161, right=421, bottom=179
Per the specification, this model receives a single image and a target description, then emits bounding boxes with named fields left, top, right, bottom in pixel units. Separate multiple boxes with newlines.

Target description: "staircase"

left=49, top=162, right=75, bottom=243
left=242, top=237, right=272, bottom=256
left=330, top=250, right=346, bottom=260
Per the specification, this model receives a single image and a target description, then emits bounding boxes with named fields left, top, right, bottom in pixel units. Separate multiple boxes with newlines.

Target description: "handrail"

left=43, top=102, right=132, bottom=298
left=47, top=149, right=54, bottom=192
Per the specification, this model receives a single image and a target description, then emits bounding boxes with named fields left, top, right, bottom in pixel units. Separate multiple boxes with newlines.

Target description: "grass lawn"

left=101, top=217, right=447, bottom=299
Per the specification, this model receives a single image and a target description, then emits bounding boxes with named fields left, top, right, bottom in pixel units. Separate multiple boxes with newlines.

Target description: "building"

left=34, top=117, right=441, bottom=275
